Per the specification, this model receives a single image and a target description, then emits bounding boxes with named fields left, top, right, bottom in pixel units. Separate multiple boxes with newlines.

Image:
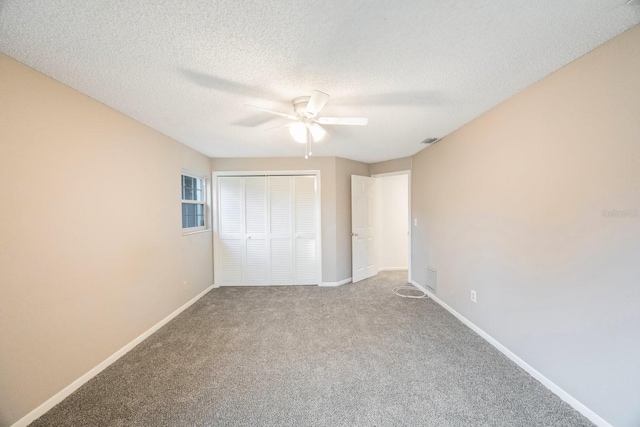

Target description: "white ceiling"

left=1, top=1, right=638, bottom=163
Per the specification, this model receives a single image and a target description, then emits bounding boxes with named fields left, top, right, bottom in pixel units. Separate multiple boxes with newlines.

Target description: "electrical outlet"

left=182, top=281, right=187, bottom=288
left=414, top=218, right=418, bottom=226
left=470, top=290, right=477, bottom=303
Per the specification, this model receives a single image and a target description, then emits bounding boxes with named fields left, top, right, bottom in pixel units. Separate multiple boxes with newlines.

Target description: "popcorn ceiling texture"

left=0, top=0, right=638, bottom=162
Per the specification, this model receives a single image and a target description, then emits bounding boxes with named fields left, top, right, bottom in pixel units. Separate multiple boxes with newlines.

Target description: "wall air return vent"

left=426, top=266, right=437, bottom=292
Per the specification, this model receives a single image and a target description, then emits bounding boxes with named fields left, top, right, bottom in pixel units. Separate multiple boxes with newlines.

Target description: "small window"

left=181, top=173, right=207, bottom=231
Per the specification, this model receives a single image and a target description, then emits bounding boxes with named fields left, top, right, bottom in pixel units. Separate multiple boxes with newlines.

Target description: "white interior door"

left=352, top=175, right=377, bottom=283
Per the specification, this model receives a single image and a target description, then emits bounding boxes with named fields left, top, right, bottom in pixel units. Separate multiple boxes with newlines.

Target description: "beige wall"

left=410, top=25, right=640, bottom=427
left=369, top=156, right=411, bottom=175
left=0, top=54, right=213, bottom=426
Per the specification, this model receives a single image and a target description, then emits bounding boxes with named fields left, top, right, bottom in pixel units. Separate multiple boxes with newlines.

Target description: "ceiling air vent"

left=420, top=137, right=440, bottom=145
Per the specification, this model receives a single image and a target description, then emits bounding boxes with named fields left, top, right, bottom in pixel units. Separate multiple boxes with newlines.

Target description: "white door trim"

left=212, top=170, right=322, bottom=286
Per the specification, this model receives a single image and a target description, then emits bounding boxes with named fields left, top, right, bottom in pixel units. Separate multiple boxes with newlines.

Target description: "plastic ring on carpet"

left=393, top=285, right=428, bottom=299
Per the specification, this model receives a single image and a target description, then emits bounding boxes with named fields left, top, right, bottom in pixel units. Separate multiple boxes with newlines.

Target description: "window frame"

left=181, top=170, right=209, bottom=234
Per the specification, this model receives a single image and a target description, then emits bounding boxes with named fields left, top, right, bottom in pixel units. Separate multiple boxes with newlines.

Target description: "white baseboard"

left=410, top=281, right=611, bottom=427
left=377, top=267, right=408, bottom=272
left=11, top=284, right=216, bottom=427
left=320, top=277, right=352, bottom=287
left=217, top=283, right=317, bottom=287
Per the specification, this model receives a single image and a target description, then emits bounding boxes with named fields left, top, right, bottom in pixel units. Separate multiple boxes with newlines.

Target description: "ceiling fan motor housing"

left=292, top=96, right=312, bottom=117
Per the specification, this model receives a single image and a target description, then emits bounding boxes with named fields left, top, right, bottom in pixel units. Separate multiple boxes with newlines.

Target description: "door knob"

left=351, top=232, right=359, bottom=237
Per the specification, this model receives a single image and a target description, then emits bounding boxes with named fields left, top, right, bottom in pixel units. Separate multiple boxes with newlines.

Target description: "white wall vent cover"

left=426, top=266, right=437, bottom=292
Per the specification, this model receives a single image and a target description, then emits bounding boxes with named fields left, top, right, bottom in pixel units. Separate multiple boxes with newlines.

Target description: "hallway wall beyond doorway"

left=375, top=173, right=409, bottom=272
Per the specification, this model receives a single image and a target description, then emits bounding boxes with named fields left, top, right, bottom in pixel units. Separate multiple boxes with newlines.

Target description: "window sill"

left=182, top=228, right=212, bottom=236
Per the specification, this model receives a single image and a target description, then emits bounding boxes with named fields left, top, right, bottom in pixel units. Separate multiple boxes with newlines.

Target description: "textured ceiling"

left=1, top=1, right=639, bottom=163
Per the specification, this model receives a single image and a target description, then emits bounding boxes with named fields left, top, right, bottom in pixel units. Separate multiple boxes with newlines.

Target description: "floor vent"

left=426, top=266, right=437, bottom=292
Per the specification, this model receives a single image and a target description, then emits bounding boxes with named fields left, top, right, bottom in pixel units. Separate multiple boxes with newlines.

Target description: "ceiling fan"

left=245, top=90, right=368, bottom=158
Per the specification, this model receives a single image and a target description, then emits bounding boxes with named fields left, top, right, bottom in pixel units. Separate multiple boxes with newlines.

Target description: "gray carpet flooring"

left=31, top=271, right=592, bottom=426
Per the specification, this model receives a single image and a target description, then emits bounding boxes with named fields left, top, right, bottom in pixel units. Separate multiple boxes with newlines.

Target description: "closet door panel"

left=219, top=240, right=242, bottom=282
left=293, top=176, right=318, bottom=285
left=243, top=177, right=267, bottom=283
left=270, top=238, right=293, bottom=283
left=245, top=239, right=267, bottom=282
left=269, top=176, right=294, bottom=284
left=217, top=177, right=244, bottom=284
left=218, top=177, right=243, bottom=235
left=269, top=176, right=292, bottom=235
left=294, top=238, right=317, bottom=285
left=244, top=177, right=267, bottom=234
left=294, top=176, right=316, bottom=234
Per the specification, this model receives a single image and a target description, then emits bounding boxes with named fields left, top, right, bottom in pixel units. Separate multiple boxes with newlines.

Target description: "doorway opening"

left=374, top=172, right=410, bottom=283
left=351, top=171, right=411, bottom=284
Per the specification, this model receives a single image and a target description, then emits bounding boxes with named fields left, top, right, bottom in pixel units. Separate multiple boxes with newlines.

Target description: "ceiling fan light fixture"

left=308, top=123, right=326, bottom=142
left=289, top=122, right=307, bottom=143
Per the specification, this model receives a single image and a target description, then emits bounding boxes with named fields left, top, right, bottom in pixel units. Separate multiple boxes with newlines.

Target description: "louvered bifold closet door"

left=294, top=176, right=318, bottom=285
left=244, top=177, right=268, bottom=284
left=216, top=175, right=318, bottom=286
left=217, top=177, right=244, bottom=284
left=268, top=176, right=293, bottom=284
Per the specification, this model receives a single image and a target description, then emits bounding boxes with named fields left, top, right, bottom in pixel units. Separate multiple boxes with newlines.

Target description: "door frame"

left=370, top=170, right=412, bottom=283
left=212, top=170, right=322, bottom=286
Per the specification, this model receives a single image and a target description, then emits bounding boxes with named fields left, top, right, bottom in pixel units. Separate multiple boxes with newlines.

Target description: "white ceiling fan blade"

left=315, top=117, right=368, bottom=126
left=244, top=104, right=297, bottom=120
left=305, top=90, right=330, bottom=117
left=263, top=122, right=296, bottom=132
